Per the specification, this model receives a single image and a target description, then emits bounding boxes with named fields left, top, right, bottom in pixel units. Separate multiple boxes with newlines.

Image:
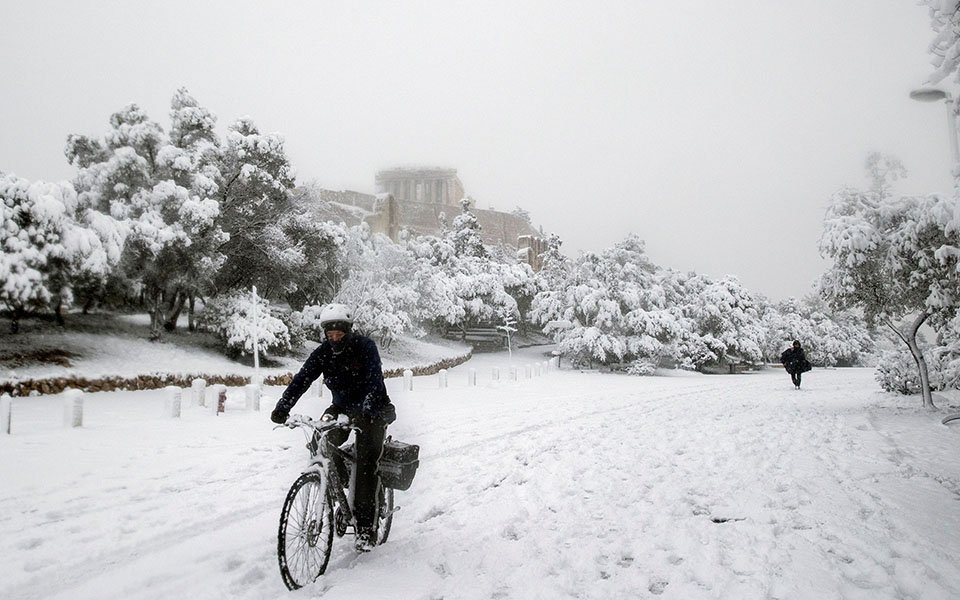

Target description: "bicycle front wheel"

left=278, top=472, right=334, bottom=590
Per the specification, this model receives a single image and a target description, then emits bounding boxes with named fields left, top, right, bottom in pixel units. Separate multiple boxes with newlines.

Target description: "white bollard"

left=492, top=367, right=500, bottom=381
left=510, top=366, right=518, bottom=381
left=404, top=369, right=413, bottom=391
left=551, top=356, right=560, bottom=370
left=468, top=368, right=476, bottom=386
left=245, top=383, right=261, bottom=411
left=525, top=364, right=532, bottom=379
left=1, top=393, right=11, bottom=435
left=192, top=378, right=206, bottom=406
left=535, top=363, right=543, bottom=377
left=438, top=369, right=448, bottom=388
left=164, top=386, right=182, bottom=418
left=63, top=389, right=83, bottom=428
left=210, top=384, right=227, bottom=415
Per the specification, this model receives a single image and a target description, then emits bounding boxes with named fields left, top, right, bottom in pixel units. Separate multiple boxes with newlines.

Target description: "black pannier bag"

left=379, top=438, right=420, bottom=490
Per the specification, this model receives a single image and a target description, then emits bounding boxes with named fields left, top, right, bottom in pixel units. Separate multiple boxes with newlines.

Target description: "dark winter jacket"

left=780, top=347, right=811, bottom=375
left=275, top=333, right=396, bottom=423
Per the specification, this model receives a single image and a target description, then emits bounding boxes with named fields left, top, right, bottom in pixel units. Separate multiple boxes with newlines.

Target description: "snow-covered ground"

left=2, top=347, right=960, bottom=600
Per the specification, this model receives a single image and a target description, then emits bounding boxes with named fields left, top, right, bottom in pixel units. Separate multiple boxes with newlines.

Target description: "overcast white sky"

left=1, top=1, right=956, bottom=301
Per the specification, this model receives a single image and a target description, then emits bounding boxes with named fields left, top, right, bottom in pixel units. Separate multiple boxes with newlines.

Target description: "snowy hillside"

left=0, top=313, right=471, bottom=387
left=2, top=348, right=960, bottom=600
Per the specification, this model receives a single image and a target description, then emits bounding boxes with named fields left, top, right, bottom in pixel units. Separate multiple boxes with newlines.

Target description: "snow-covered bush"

left=626, top=358, right=658, bottom=376
left=936, top=315, right=960, bottom=390
left=199, top=291, right=290, bottom=358
left=293, top=304, right=326, bottom=341
left=875, top=350, right=928, bottom=394
left=277, top=309, right=307, bottom=350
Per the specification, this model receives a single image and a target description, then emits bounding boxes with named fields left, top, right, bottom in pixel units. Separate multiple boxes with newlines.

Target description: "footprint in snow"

left=417, top=505, right=444, bottom=523
left=17, top=537, right=43, bottom=550
left=648, top=578, right=669, bottom=595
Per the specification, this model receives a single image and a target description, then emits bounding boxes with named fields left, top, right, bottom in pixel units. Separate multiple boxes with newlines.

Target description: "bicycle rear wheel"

left=278, top=472, right=334, bottom=590
left=376, top=483, right=394, bottom=544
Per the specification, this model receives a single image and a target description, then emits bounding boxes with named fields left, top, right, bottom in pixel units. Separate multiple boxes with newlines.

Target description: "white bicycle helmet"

left=318, top=303, right=354, bottom=328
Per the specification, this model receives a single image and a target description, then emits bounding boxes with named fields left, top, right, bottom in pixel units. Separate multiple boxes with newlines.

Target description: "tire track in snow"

left=418, top=383, right=720, bottom=463
left=1, top=500, right=279, bottom=600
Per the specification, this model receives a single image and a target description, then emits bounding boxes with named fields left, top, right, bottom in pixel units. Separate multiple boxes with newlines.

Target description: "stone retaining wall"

left=0, top=350, right=473, bottom=397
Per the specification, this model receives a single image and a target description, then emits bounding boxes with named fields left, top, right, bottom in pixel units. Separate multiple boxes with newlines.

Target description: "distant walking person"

left=780, top=340, right=811, bottom=389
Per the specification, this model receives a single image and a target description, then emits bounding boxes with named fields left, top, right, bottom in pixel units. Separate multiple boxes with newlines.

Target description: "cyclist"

left=270, top=303, right=396, bottom=552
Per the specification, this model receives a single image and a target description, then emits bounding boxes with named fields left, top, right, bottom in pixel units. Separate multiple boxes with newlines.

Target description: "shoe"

left=355, top=527, right=376, bottom=553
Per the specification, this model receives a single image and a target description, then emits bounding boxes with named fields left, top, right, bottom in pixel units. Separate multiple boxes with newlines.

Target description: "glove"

left=320, top=413, right=335, bottom=422
left=270, top=408, right=289, bottom=424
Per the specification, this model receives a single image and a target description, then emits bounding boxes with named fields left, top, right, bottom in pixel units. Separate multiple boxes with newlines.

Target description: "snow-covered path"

left=2, top=350, right=959, bottom=599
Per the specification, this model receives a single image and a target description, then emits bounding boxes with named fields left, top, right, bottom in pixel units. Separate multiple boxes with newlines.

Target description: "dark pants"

left=326, top=416, right=387, bottom=530
left=791, top=371, right=802, bottom=387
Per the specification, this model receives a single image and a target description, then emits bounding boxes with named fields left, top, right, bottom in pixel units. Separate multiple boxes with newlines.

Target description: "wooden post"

left=468, top=368, right=476, bottom=386
left=492, top=367, right=500, bottom=381
left=438, top=369, right=448, bottom=388
left=404, top=369, right=413, bottom=391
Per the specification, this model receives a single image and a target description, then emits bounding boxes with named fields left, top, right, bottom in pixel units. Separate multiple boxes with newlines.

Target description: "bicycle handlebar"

left=275, top=414, right=360, bottom=434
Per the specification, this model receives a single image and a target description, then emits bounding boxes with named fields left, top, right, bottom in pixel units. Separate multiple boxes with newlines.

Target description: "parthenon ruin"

left=375, top=167, right=465, bottom=206
left=314, top=166, right=545, bottom=269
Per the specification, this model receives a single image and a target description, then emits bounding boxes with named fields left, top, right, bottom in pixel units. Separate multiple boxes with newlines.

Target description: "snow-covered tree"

left=0, top=174, right=124, bottom=331
left=532, top=234, right=684, bottom=370
left=676, top=274, right=765, bottom=370
left=160, top=88, right=226, bottom=330
left=921, top=1, right=960, bottom=86
left=761, top=296, right=873, bottom=368
left=449, top=198, right=487, bottom=258
left=332, top=225, right=423, bottom=349
left=67, top=96, right=227, bottom=339
left=215, top=116, right=297, bottom=297
left=446, top=256, right=521, bottom=328
left=279, top=213, right=348, bottom=311
left=819, top=154, right=960, bottom=407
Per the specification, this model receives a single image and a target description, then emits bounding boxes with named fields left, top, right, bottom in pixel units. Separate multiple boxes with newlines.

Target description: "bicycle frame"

left=284, top=415, right=359, bottom=532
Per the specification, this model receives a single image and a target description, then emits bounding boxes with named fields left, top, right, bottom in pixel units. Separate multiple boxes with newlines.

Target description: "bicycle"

left=275, top=414, right=396, bottom=590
